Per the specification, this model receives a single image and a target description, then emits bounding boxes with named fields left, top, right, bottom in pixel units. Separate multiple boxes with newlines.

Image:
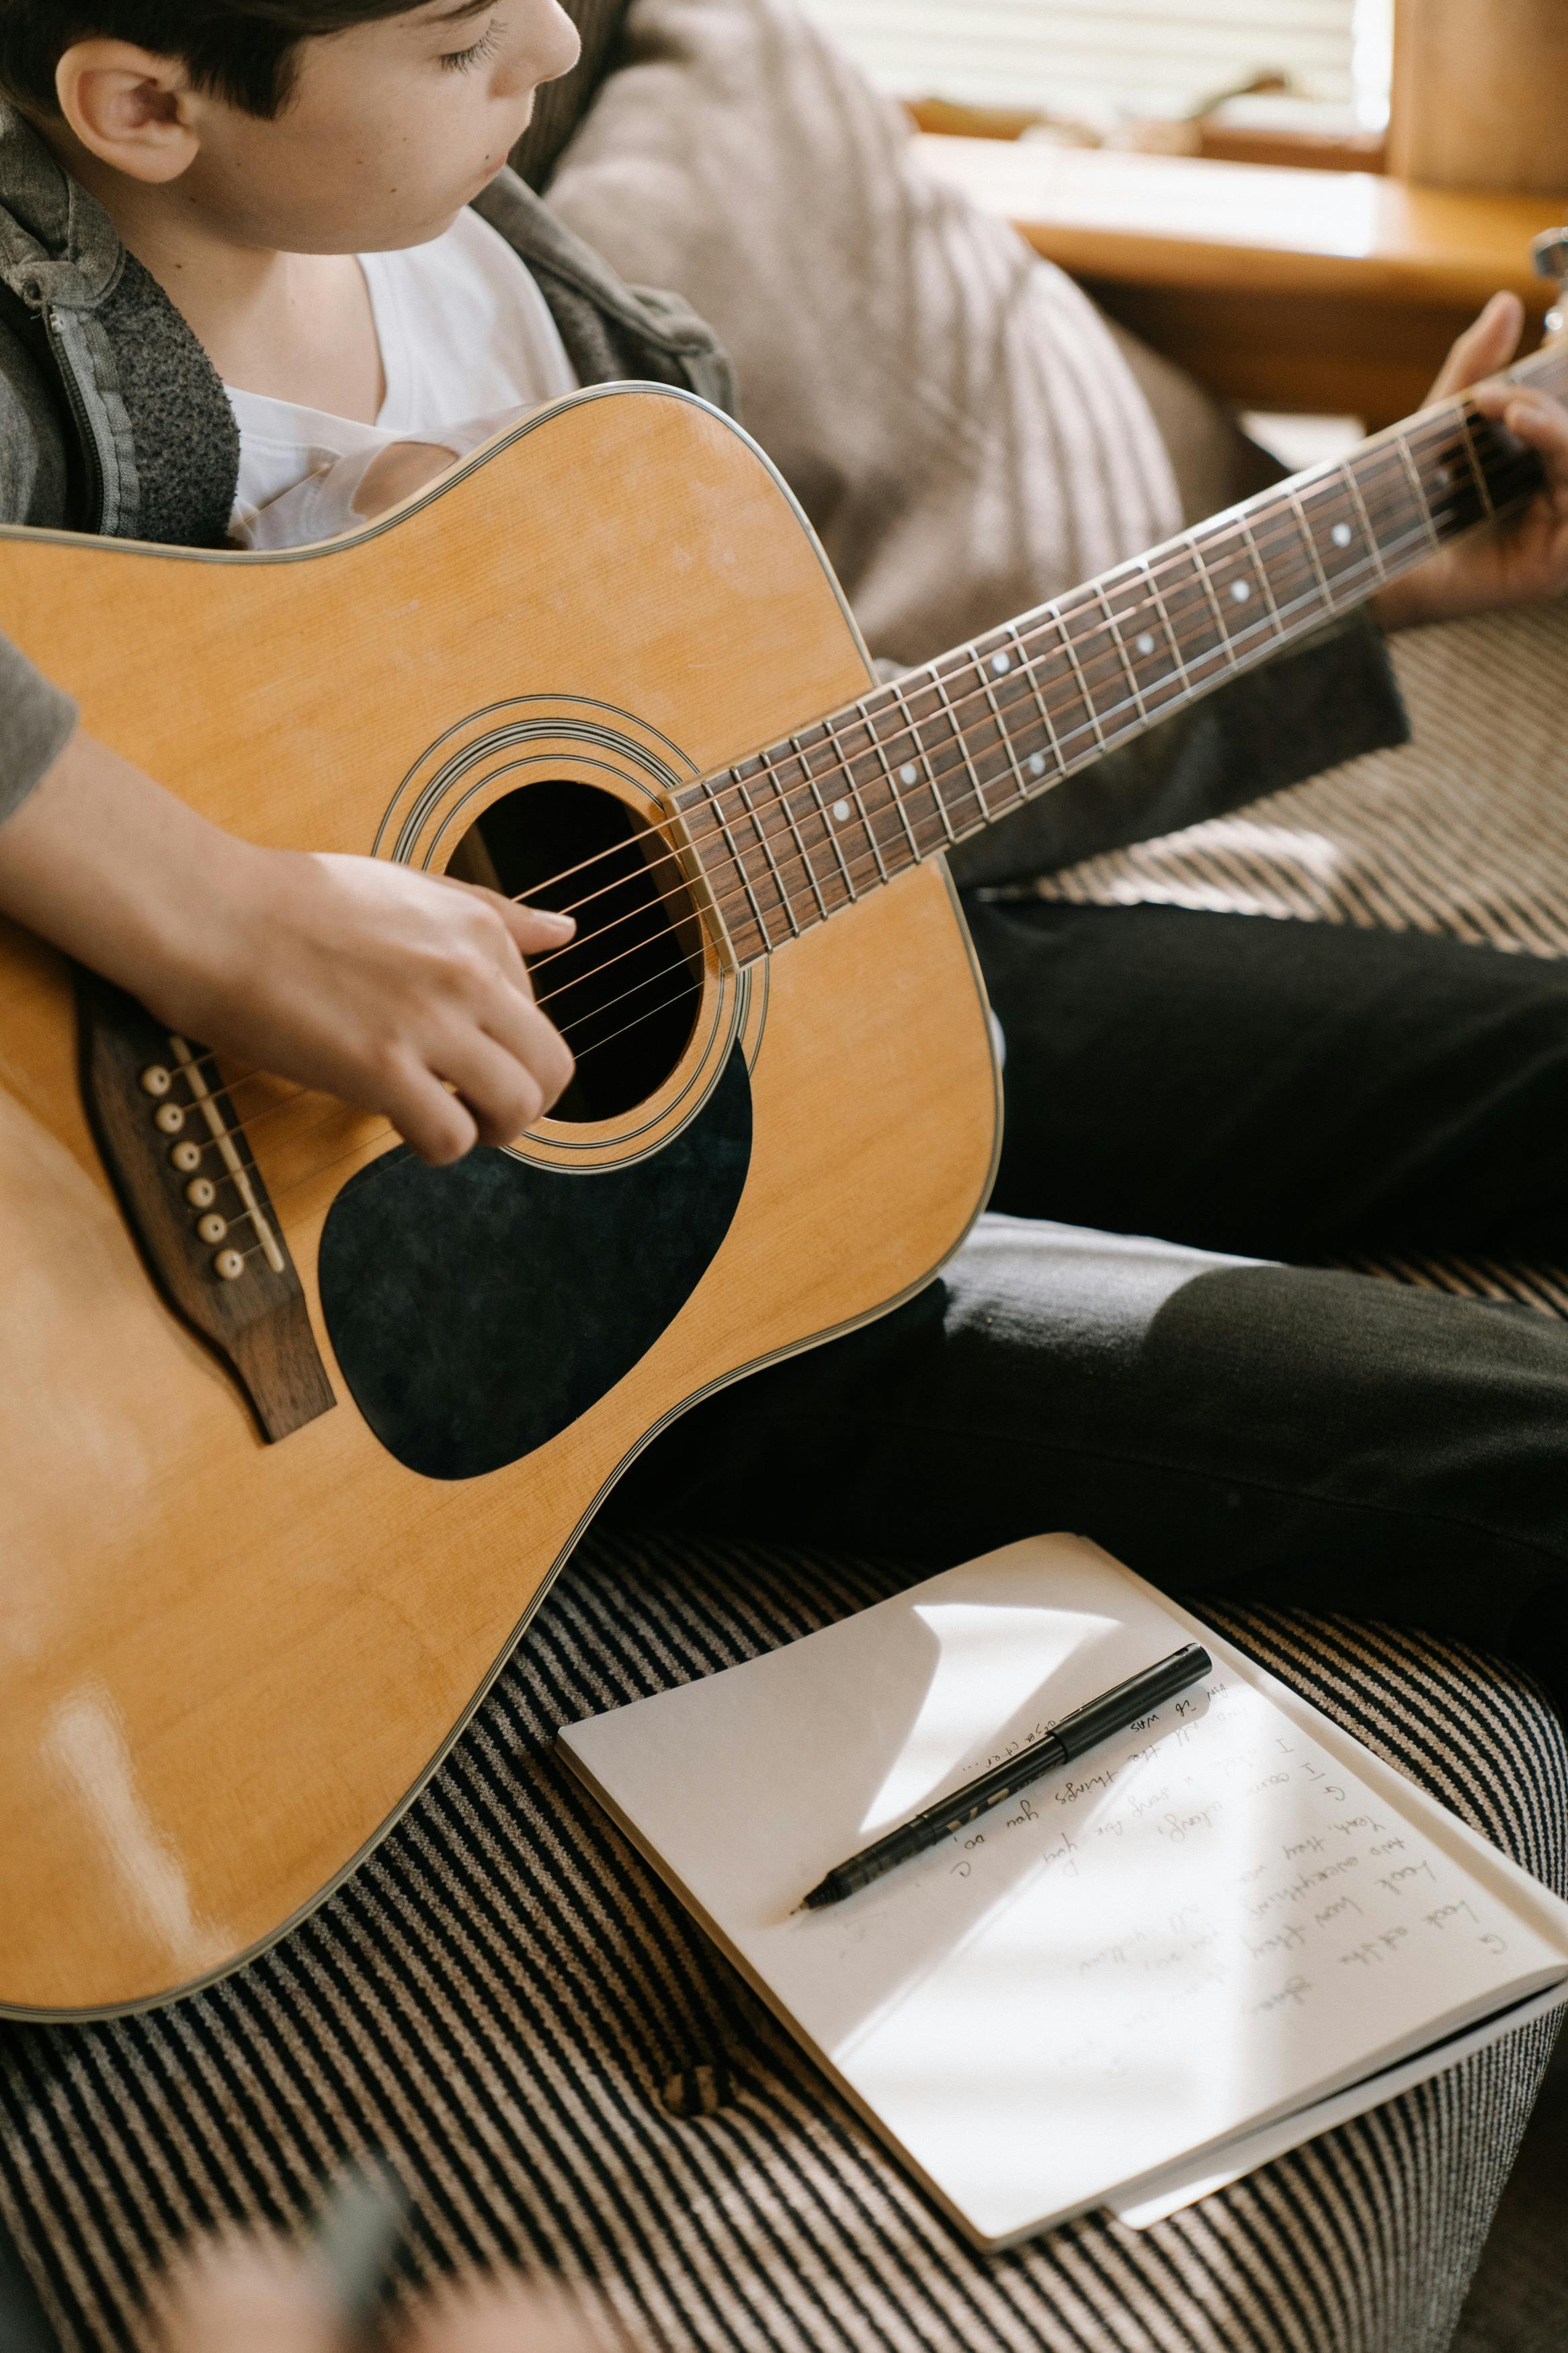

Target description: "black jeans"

left=610, top=903, right=1568, bottom=1703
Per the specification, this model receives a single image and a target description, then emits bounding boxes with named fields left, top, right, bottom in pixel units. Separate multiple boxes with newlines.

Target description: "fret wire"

left=702, top=396, right=1543, bottom=930
left=814, top=729, right=886, bottom=895
left=1362, top=444, right=1430, bottom=561
left=974, top=647, right=1031, bottom=811
left=766, top=760, right=826, bottom=928
left=791, top=739, right=862, bottom=904
left=1093, top=583, right=1151, bottom=723
left=1456, top=408, right=1498, bottom=520
left=929, top=664, right=989, bottom=827
left=1055, top=607, right=1110, bottom=750
left=1235, top=511, right=1286, bottom=638
left=764, top=752, right=832, bottom=924
left=733, top=771, right=804, bottom=938
left=1137, top=554, right=1194, bottom=692
left=1288, top=487, right=1337, bottom=612
left=809, top=711, right=889, bottom=885
left=891, top=676, right=959, bottom=846
left=837, top=754, right=893, bottom=885
left=1340, top=465, right=1389, bottom=586
left=862, top=717, right=925, bottom=864
left=1010, top=614, right=1068, bottom=785
left=1186, top=534, right=1241, bottom=672
left=705, top=791, right=776, bottom=948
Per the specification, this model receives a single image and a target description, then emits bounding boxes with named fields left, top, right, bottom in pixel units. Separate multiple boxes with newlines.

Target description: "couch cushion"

left=0, top=1528, right=1561, bottom=2353
left=539, top=0, right=1200, bottom=670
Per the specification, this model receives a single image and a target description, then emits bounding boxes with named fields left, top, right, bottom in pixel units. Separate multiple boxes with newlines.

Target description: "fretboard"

left=674, top=344, right=1565, bottom=963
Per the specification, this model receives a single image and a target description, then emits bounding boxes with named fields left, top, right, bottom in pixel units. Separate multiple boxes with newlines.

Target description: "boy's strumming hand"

left=1374, top=291, right=1568, bottom=631
left=0, top=729, right=575, bottom=1165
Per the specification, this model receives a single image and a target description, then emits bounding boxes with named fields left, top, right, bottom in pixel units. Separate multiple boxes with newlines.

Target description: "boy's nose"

left=523, top=0, right=583, bottom=89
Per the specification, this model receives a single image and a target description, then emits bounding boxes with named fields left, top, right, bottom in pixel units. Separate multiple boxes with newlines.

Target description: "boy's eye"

left=440, top=19, right=500, bottom=71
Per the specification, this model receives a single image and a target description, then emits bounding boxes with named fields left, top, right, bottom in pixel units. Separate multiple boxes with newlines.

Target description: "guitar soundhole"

left=452, top=781, right=704, bottom=1123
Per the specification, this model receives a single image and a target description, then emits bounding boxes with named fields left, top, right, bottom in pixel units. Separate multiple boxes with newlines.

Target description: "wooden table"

left=915, top=137, right=1566, bottom=426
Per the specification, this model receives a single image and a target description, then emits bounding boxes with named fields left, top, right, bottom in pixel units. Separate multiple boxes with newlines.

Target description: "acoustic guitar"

left=0, top=313, right=1559, bottom=2018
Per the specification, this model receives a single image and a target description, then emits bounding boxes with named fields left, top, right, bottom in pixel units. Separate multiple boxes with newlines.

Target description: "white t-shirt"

left=227, top=206, right=578, bottom=550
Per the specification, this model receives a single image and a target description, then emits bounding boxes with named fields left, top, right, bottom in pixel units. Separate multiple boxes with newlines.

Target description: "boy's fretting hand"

left=1374, top=290, right=1568, bottom=631
left=0, top=729, right=575, bottom=1166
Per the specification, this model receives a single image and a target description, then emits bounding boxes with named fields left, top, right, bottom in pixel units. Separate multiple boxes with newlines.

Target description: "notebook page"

left=561, top=1536, right=1568, bottom=2246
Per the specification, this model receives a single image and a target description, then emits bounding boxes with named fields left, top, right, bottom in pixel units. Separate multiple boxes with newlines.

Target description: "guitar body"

left=0, top=387, right=998, bottom=2018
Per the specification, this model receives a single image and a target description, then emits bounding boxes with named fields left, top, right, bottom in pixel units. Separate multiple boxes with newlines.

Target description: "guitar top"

left=0, top=345, right=1553, bottom=2016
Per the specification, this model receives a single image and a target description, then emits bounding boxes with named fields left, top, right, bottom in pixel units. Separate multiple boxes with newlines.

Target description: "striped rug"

left=1, top=1533, right=1563, bottom=2353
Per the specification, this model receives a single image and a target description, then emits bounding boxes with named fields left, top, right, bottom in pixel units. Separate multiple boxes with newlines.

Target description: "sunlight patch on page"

left=858, top=1604, right=1118, bottom=1833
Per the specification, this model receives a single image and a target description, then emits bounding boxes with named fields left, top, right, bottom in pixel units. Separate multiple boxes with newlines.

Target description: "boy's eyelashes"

left=439, top=19, right=501, bottom=71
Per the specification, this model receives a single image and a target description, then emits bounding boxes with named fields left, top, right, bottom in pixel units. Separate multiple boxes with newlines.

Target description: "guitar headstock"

left=1532, top=229, right=1568, bottom=344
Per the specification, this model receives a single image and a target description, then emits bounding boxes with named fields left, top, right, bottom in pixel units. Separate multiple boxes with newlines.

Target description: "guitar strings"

left=174, top=428, right=1518, bottom=1166
left=167, top=406, right=1540, bottom=1187
left=170, top=431, right=1532, bottom=1199
left=178, top=444, right=1451, bottom=1128
left=188, top=481, right=1522, bottom=1251
left=188, top=371, right=1551, bottom=1142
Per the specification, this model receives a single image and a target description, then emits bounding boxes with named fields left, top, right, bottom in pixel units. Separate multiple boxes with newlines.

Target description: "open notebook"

left=559, top=1536, right=1568, bottom=2249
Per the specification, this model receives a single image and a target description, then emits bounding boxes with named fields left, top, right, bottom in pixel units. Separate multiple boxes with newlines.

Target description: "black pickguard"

left=318, top=1045, right=752, bottom=1480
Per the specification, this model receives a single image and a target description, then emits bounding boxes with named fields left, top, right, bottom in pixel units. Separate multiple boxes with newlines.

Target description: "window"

left=794, top=1, right=1392, bottom=129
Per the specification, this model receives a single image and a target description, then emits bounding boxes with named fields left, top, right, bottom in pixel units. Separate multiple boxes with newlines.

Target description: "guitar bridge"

left=75, top=968, right=335, bottom=1443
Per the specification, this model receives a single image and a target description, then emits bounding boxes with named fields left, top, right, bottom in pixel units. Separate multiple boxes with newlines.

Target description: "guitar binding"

left=74, top=966, right=335, bottom=1443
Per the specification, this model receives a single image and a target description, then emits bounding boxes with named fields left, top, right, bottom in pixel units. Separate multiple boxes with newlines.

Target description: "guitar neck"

left=675, top=342, right=1566, bottom=963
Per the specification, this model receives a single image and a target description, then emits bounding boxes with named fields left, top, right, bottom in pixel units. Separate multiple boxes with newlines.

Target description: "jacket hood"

left=0, top=102, right=122, bottom=314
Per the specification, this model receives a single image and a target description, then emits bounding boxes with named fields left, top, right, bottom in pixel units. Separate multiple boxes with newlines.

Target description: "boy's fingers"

left=1427, top=290, right=1524, bottom=402
left=495, top=898, right=577, bottom=961
left=153, top=2238, right=340, bottom=2353
left=481, top=991, right=575, bottom=1115
left=397, top=2279, right=601, bottom=2353
left=388, top=1067, right=482, bottom=1166
left=1472, top=383, right=1568, bottom=494
left=433, top=1028, right=552, bottom=1148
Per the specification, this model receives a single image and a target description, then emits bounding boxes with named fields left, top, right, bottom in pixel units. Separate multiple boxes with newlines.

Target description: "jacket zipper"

left=44, top=305, right=110, bottom=533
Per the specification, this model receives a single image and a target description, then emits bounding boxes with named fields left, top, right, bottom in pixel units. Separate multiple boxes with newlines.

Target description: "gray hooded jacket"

left=0, top=99, right=1406, bottom=864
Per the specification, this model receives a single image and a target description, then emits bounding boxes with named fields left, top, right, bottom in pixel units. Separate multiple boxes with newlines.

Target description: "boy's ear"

left=54, top=41, right=202, bottom=186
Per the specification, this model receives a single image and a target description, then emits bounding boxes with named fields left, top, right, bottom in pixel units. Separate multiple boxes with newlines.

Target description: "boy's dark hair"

left=0, top=1, right=421, bottom=119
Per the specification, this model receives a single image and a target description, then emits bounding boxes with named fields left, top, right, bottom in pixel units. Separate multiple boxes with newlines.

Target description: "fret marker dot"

left=1229, top=580, right=1251, bottom=604
left=1135, top=633, right=1156, bottom=657
left=899, top=763, right=918, bottom=786
left=991, top=652, right=1011, bottom=675
left=831, top=799, right=851, bottom=824
left=1433, top=465, right=1451, bottom=489
left=1331, top=522, right=1353, bottom=548
left=1028, top=752, right=1046, bottom=778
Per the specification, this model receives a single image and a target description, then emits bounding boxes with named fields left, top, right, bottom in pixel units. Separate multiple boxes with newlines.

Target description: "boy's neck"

left=38, top=122, right=385, bottom=422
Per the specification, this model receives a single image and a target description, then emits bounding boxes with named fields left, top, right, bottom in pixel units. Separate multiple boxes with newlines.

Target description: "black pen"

left=802, top=1642, right=1212, bottom=1909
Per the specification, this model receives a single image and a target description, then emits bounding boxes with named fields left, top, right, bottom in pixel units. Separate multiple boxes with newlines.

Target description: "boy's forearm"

left=0, top=725, right=256, bottom=1027
left=0, top=725, right=577, bottom=1165
left=0, top=636, right=79, bottom=830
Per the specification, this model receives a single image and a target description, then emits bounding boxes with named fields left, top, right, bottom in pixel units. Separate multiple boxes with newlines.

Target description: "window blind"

left=794, top=1, right=1362, bottom=123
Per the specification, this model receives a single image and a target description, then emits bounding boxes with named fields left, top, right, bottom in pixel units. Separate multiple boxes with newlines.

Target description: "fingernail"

left=536, top=910, right=575, bottom=937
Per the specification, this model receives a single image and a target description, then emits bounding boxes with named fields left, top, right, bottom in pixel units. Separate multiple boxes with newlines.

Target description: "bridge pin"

left=214, top=1249, right=245, bottom=1282
left=154, top=1102, right=185, bottom=1135
left=170, top=1140, right=202, bottom=1173
left=185, top=1177, right=217, bottom=1209
left=138, top=1064, right=173, bottom=1097
left=198, top=1213, right=229, bottom=1245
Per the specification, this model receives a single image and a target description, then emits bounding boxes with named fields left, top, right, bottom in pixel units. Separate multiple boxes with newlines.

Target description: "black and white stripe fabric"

left=1034, top=606, right=1568, bottom=966
left=1, top=1532, right=1563, bottom=2353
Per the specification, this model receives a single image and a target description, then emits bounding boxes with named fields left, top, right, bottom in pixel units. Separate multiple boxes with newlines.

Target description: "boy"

left=1, top=0, right=1567, bottom=1708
